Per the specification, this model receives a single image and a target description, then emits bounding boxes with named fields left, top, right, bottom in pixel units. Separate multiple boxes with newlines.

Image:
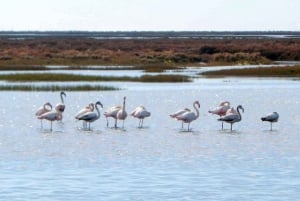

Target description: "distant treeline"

left=0, top=31, right=300, bottom=39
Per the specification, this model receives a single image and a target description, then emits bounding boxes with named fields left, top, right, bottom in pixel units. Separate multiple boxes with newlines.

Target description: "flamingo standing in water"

left=78, top=101, right=103, bottom=130
left=261, top=112, right=279, bottom=131
left=56, top=91, right=66, bottom=114
left=172, top=100, right=200, bottom=131
left=208, top=101, right=230, bottom=129
left=37, top=107, right=63, bottom=131
left=170, top=108, right=191, bottom=128
left=218, top=105, right=244, bottom=131
left=35, top=102, right=52, bottom=128
left=75, top=103, right=95, bottom=128
left=131, top=105, right=151, bottom=128
left=104, top=96, right=127, bottom=128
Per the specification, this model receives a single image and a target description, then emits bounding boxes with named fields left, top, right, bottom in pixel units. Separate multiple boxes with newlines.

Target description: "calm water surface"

left=0, top=76, right=300, bottom=200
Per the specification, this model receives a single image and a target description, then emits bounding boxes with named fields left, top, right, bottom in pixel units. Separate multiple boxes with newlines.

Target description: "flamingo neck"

left=95, top=103, right=100, bottom=119
left=122, top=99, right=126, bottom=113
left=193, top=102, right=200, bottom=118
left=60, top=94, right=64, bottom=104
left=237, top=107, right=242, bottom=120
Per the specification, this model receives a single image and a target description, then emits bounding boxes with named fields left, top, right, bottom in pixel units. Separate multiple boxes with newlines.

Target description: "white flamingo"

left=218, top=105, right=244, bottom=131
left=208, top=101, right=231, bottom=129
left=37, top=107, right=63, bottom=131
left=131, top=106, right=151, bottom=128
left=56, top=91, right=66, bottom=113
left=104, top=96, right=127, bottom=128
left=35, top=102, right=52, bottom=128
left=78, top=101, right=103, bottom=130
left=261, top=112, right=279, bottom=131
left=173, top=100, right=200, bottom=131
left=170, top=108, right=191, bottom=128
left=75, top=103, right=95, bottom=128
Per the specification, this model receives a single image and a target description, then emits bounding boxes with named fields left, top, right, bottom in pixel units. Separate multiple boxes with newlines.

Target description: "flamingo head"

left=44, top=102, right=52, bottom=110
left=60, top=91, right=67, bottom=97
left=237, top=105, right=244, bottom=113
left=195, top=101, right=200, bottom=108
left=95, top=101, right=103, bottom=108
left=220, top=101, right=230, bottom=106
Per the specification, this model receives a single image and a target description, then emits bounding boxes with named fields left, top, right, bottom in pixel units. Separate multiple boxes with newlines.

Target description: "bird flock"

left=35, top=91, right=279, bottom=132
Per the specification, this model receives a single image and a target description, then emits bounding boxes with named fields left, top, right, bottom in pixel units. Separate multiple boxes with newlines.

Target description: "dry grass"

left=201, top=65, right=300, bottom=77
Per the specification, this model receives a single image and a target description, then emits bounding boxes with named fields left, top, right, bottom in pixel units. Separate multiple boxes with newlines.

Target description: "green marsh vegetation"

left=0, top=73, right=191, bottom=83
left=201, top=65, right=300, bottom=77
left=0, top=84, right=119, bottom=91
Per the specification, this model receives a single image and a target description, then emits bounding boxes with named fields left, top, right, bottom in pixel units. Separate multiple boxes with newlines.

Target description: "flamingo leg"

left=50, top=121, right=53, bottom=132
left=230, top=123, right=233, bottom=131
left=106, top=117, right=109, bottom=127
left=114, top=119, right=118, bottom=128
left=221, top=121, right=224, bottom=130
left=141, top=119, right=144, bottom=128
left=270, top=122, right=273, bottom=131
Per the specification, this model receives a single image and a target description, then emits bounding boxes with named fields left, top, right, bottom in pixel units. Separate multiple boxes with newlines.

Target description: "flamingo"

left=218, top=105, right=244, bottom=131
left=208, top=101, right=231, bottom=129
left=56, top=91, right=66, bottom=113
left=170, top=108, right=191, bottom=128
left=261, top=112, right=279, bottom=131
left=173, top=100, right=200, bottom=131
left=104, top=96, right=127, bottom=128
left=35, top=102, right=52, bottom=128
left=131, top=106, right=151, bottom=128
left=75, top=103, right=95, bottom=128
left=37, top=107, right=63, bottom=131
left=78, top=101, right=103, bottom=130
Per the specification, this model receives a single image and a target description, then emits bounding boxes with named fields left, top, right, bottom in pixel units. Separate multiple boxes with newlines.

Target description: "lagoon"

left=0, top=71, right=300, bottom=200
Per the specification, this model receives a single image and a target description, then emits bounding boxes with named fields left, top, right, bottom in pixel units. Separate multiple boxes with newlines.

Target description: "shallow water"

left=1, top=76, right=300, bottom=200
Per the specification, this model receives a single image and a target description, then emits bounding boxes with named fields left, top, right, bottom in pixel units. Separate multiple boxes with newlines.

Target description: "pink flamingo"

left=75, top=103, right=95, bottom=128
left=218, top=105, right=244, bottom=131
left=35, top=102, right=52, bottom=128
left=78, top=101, right=103, bottom=130
left=131, top=106, right=151, bottom=128
left=170, top=108, right=191, bottom=128
left=104, top=96, right=127, bottom=128
left=55, top=91, right=66, bottom=113
left=37, top=107, right=63, bottom=131
left=208, top=101, right=230, bottom=129
left=173, top=101, right=200, bottom=131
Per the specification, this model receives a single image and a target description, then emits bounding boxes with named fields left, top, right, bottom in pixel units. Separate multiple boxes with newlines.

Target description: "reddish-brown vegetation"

left=0, top=37, right=300, bottom=67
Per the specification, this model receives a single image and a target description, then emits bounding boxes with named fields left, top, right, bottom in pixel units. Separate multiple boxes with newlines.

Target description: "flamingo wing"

left=104, top=106, right=121, bottom=118
left=78, top=112, right=98, bottom=122
left=176, top=111, right=197, bottom=122
left=218, top=113, right=239, bottom=123
left=170, top=108, right=190, bottom=118
left=75, top=108, right=90, bottom=119
left=261, top=112, right=279, bottom=122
